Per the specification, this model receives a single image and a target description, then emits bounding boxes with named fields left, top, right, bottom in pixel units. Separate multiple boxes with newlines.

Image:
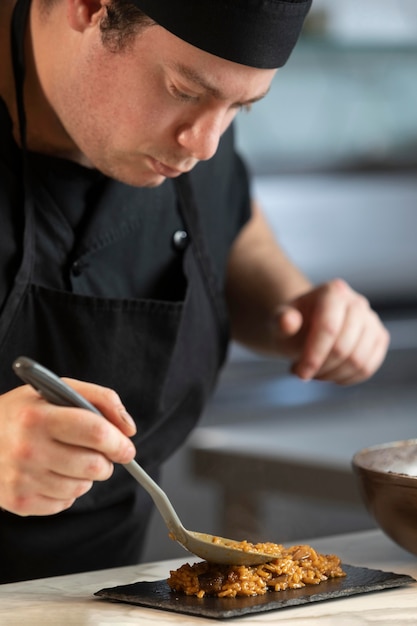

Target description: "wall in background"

left=235, top=1, right=417, bottom=174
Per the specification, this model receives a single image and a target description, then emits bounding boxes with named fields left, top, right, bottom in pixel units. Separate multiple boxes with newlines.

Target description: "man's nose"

left=176, top=111, right=226, bottom=162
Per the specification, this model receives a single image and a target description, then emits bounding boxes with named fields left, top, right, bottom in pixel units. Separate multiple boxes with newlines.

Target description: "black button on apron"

left=71, top=260, right=86, bottom=276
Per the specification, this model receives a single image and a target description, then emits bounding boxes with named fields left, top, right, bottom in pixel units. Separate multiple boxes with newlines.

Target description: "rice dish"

left=168, top=542, right=345, bottom=598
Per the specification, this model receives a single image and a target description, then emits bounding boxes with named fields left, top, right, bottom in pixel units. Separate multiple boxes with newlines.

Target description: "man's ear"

left=66, top=0, right=105, bottom=32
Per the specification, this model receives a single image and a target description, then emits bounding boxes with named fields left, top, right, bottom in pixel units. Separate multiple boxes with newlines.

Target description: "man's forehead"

left=129, top=0, right=312, bottom=69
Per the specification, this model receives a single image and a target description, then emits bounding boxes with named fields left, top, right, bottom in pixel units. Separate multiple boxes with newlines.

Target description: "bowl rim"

left=352, top=438, right=417, bottom=480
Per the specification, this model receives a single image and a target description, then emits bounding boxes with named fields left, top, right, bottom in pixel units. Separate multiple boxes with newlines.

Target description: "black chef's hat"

left=129, top=0, right=312, bottom=69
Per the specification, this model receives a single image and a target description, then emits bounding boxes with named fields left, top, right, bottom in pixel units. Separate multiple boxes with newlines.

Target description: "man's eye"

left=169, top=85, right=198, bottom=103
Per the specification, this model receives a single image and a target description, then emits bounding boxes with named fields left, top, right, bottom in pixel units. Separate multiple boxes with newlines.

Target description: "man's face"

left=43, top=15, right=276, bottom=187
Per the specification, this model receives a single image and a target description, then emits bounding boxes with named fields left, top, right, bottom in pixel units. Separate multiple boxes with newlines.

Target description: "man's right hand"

left=0, top=380, right=136, bottom=516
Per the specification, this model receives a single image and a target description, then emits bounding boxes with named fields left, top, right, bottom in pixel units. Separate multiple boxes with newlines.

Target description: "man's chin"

left=125, top=170, right=168, bottom=188
left=93, top=162, right=168, bottom=188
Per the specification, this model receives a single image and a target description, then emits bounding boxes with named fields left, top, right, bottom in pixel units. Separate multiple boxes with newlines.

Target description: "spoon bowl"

left=13, top=357, right=280, bottom=565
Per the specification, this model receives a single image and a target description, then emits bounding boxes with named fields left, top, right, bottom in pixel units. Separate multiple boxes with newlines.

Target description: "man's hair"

left=39, top=0, right=155, bottom=51
left=100, top=0, right=156, bottom=51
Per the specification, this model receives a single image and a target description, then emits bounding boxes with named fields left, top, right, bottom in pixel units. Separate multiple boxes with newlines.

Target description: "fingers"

left=5, top=467, right=93, bottom=517
left=291, top=279, right=390, bottom=385
left=44, top=403, right=136, bottom=465
left=315, top=313, right=389, bottom=385
left=5, top=493, right=79, bottom=517
left=14, top=428, right=117, bottom=482
left=274, top=305, right=303, bottom=338
left=291, top=279, right=351, bottom=380
left=14, top=390, right=136, bottom=466
left=4, top=434, right=120, bottom=517
left=62, top=378, right=137, bottom=437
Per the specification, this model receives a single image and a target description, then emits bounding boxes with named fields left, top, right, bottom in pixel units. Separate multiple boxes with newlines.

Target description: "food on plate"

left=168, top=542, right=346, bottom=598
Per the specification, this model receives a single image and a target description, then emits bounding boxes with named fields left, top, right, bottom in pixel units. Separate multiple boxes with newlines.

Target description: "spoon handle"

left=13, top=356, right=102, bottom=414
left=12, top=356, right=186, bottom=538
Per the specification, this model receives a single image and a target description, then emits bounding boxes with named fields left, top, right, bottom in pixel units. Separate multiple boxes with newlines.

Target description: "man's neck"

left=0, top=0, right=91, bottom=165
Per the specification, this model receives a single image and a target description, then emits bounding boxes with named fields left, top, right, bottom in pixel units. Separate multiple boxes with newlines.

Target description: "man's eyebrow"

left=172, top=62, right=270, bottom=106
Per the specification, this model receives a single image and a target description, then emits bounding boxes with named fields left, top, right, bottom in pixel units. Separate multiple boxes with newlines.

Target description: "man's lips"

left=148, top=157, right=189, bottom=178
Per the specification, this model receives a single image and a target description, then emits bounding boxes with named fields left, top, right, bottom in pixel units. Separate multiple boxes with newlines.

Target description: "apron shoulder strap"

left=174, top=174, right=229, bottom=340
left=11, top=0, right=31, bottom=151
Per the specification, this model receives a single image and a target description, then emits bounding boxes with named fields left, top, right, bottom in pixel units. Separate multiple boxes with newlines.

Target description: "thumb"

left=273, top=304, right=303, bottom=339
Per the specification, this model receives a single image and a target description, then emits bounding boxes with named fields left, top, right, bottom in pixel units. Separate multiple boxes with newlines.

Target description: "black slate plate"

left=95, top=564, right=415, bottom=620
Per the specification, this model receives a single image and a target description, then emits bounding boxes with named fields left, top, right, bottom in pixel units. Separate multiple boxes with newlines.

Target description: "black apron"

left=0, top=0, right=229, bottom=583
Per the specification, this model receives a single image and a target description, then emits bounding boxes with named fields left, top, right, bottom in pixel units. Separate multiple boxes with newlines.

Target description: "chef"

left=0, top=0, right=389, bottom=583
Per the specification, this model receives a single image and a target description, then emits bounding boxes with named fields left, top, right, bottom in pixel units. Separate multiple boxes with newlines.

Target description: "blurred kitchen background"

left=142, top=0, right=417, bottom=562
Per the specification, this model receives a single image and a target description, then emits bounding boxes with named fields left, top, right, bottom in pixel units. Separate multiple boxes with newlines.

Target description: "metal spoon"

left=12, top=356, right=279, bottom=565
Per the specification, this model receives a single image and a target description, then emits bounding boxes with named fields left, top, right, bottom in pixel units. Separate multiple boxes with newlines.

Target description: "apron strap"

left=0, top=0, right=35, bottom=348
left=11, top=0, right=31, bottom=152
left=174, top=175, right=229, bottom=343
